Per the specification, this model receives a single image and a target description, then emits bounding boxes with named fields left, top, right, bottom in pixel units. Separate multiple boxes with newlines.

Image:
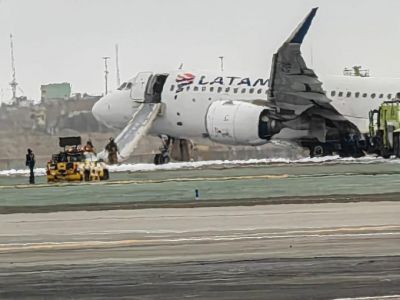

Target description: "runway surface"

left=1, top=162, right=400, bottom=213
left=1, top=202, right=400, bottom=299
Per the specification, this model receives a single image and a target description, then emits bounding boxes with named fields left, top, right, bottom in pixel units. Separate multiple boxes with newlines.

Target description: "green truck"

left=369, top=100, right=400, bottom=158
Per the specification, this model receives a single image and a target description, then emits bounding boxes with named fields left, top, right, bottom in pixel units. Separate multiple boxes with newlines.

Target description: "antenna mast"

left=219, top=56, right=224, bottom=72
left=9, top=34, right=18, bottom=102
left=102, top=56, right=110, bottom=95
left=115, top=44, right=121, bottom=87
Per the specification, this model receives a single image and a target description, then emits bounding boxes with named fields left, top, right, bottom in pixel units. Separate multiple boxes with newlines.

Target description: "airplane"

left=92, top=7, right=400, bottom=164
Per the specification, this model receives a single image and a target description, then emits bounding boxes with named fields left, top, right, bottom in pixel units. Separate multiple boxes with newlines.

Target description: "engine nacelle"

left=205, top=100, right=274, bottom=146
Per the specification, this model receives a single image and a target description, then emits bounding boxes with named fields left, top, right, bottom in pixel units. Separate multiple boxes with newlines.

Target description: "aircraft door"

left=130, top=72, right=153, bottom=101
left=144, top=74, right=169, bottom=104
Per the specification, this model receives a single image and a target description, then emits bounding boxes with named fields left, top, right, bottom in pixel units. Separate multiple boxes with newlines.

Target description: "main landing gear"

left=302, top=135, right=367, bottom=158
left=153, top=135, right=194, bottom=165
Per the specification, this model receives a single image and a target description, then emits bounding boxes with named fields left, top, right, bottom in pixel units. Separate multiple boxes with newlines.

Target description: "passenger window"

left=225, top=87, right=230, bottom=93
left=257, top=89, right=262, bottom=94
left=331, top=91, right=336, bottom=97
left=338, top=92, right=343, bottom=97
left=388, top=94, right=392, bottom=99
left=234, top=88, right=238, bottom=93
left=379, top=94, right=384, bottom=98
left=202, top=86, right=206, bottom=92
left=210, top=87, right=214, bottom=92
left=194, top=86, right=198, bottom=91
left=346, top=92, right=351, bottom=97
left=241, top=88, right=246, bottom=94
left=217, top=87, right=222, bottom=93
left=396, top=92, right=400, bottom=99
left=186, top=86, right=190, bottom=91
left=355, top=92, right=360, bottom=98
left=371, top=93, right=376, bottom=99
left=249, top=88, right=254, bottom=94
left=170, top=85, right=175, bottom=91
left=363, top=93, right=367, bottom=98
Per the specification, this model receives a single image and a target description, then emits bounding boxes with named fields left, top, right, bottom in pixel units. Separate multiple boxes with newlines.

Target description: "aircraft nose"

left=92, top=99, right=103, bottom=123
left=92, top=96, right=109, bottom=124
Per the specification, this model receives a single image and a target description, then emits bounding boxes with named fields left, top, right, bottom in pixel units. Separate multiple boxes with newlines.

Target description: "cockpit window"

left=117, top=82, right=132, bottom=90
left=117, top=82, right=127, bottom=90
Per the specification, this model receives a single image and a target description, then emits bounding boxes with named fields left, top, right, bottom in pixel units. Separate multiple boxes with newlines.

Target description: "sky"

left=0, top=0, right=400, bottom=100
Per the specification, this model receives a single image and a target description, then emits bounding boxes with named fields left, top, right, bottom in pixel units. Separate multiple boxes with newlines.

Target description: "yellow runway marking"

left=0, top=239, right=158, bottom=252
left=0, top=174, right=290, bottom=190
left=0, top=225, right=398, bottom=252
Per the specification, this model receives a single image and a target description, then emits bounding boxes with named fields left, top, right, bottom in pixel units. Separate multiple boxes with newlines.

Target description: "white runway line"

left=333, top=295, right=400, bottom=300
left=0, top=155, right=398, bottom=177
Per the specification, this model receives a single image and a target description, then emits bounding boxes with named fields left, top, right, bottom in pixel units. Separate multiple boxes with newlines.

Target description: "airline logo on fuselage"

left=175, top=73, right=269, bottom=93
left=176, top=73, right=196, bottom=91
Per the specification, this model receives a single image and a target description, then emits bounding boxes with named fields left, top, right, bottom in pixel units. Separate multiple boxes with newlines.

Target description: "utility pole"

left=219, top=56, right=224, bottom=72
left=115, top=44, right=121, bottom=88
left=102, top=56, right=110, bottom=95
left=9, top=34, right=18, bottom=103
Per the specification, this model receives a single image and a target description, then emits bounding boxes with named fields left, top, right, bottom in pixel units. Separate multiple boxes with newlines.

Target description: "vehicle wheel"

left=102, top=170, right=109, bottom=180
left=84, top=170, right=91, bottom=181
left=394, top=133, right=400, bottom=158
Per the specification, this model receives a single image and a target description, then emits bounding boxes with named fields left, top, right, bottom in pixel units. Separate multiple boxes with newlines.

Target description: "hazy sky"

left=1, top=0, right=400, bottom=100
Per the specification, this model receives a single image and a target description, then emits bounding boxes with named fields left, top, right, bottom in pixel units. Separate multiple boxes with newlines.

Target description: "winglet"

left=286, top=7, right=318, bottom=44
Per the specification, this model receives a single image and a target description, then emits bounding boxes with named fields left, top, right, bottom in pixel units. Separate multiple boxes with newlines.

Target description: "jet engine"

left=205, top=100, right=280, bottom=146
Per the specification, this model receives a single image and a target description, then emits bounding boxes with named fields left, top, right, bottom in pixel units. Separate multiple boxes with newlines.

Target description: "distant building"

left=40, top=83, right=71, bottom=101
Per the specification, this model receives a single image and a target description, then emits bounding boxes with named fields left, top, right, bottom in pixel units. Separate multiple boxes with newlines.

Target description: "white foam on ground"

left=0, top=155, right=399, bottom=177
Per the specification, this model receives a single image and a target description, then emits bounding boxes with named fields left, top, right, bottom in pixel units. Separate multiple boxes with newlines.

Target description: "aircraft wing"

left=97, top=103, right=161, bottom=162
left=267, top=7, right=359, bottom=136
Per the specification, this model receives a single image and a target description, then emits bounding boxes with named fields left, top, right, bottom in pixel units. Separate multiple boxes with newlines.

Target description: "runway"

left=1, top=162, right=400, bottom=213
left=1, top=202, right=400, bottom=299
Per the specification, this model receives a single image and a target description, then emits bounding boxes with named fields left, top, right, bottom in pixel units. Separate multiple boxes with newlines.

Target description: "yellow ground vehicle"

left=369, top=100, right=400, bottom=158
left=46, top=136, right=110, bottom=182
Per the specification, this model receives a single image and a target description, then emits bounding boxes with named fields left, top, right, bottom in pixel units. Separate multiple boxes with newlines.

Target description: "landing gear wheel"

left=163, top=155, right=170, bottom=164
left=309, top=143, right=331, bottom=158
left=154, top=135, right=172, bottom=165
left=154, top=153, right=170, bottom=165
left=154, top=154, right=162, bottom=165
left=311, top=145, right=324, bottom=157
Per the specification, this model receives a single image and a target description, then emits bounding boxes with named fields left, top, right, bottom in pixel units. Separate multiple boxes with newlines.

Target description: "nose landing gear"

left=154, top=135, right=171, bottom=165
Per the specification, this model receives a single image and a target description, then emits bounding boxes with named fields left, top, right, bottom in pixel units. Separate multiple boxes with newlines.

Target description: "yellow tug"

left=46, top=136, right=110, bottom=182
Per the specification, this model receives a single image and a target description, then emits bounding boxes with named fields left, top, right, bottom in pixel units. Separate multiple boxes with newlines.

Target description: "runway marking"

left=0, top=174, right=291, bottom=190
left=333, top=295, right=400, bottom=300
left=0, top=225, right=399, bottom=252
left=286, top=225, right=400, bottom=234
left=3, top=170, right=399, bottom=190
left=0, top=239, right=158, bottom=252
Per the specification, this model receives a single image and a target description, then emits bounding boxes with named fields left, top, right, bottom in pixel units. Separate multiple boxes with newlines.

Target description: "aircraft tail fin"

left=285, top=7, right=318, bottom=45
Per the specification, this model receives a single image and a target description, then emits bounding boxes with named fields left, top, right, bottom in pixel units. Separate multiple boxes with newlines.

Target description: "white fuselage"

left=92, top=70, right=400, bottom=142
